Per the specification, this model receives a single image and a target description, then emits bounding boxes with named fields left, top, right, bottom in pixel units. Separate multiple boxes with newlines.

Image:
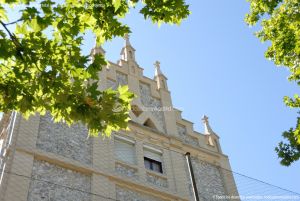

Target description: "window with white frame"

left=114, top=136, right=136, bottom=165
left=143, top=146, right=163, bottom=174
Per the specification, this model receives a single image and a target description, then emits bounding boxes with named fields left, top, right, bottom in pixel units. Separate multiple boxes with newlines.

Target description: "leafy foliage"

left=246, top=0, right=300, bottom=165
left=275, top=116, right=300, bottom=166
left=0, top=0, right=190, bottom=136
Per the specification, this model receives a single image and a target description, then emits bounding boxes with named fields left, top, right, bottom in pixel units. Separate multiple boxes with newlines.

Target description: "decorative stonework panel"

left=116, top=186, right=163, bottom=201
left=177, top=124, right=187, bottom=136
left=177, top=124, right=199, bottom=147
left=106, top=72, right=128, bottom=90
left=139, top=83, right=166, bottom=133
left=115, top=163, right=138, bottom=179
left=116, top=72, right=128, bottom=86
left=187, top=157, right=228, bottom=201
left=106, top=79, right=116, bottom=89
left=146, top=173, right=168, bottom=188
left=28, top=160, right=91, bottom=201
left=36, top=113, right=92, bottom=165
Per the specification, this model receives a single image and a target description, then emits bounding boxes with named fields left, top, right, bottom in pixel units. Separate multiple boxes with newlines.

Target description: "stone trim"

left=129, top=121, right=228, bottom=160
left=115, top=161, right=139, bottom=179
left=116, top=186, right=166, bottom=201
left=146, top=171, right=168, bottom=188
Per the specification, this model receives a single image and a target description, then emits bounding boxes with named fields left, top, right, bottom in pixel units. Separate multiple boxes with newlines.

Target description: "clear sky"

left=83, top=0, right=300, bottom=193
left=4, top=0, right=299, bottom=195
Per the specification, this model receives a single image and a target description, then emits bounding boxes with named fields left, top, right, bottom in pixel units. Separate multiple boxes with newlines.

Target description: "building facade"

left=0, top=36, right=239, bottom=201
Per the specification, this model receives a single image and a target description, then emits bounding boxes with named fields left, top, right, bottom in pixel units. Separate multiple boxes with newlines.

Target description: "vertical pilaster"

left=162, top=149, right=176, bottom=192
left=220, top=157, right=240, bottom=199
left=91, top=174, right=115, bottom=201
left=92, top=137, right=114, bottom=173
left=135, top=140, right=146, bottom=183
left=3, top=114, right=41, bottom=201
left=159, top=89, right=177, bottom=136
left=4, top=151, right=34, bottom=201
left=169, top=150, right=190, bottom=199
left=97, top=63, right=107, bottom=91
left=16, top=114, right=40, bottom=150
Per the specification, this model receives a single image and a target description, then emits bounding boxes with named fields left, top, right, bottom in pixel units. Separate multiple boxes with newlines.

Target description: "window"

left=144, top=157, right=163, bottom=173
left=144, top=147, right=163, bottom=173
left=114, top=136, right=136, bottom=164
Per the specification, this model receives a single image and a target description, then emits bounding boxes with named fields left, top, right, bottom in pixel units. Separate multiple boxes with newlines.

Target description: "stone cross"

left=154, top=61, right=160, bottom=68
left=124, top=34, right=130, bottom=45
left=202, top=115, right=209, bottom=123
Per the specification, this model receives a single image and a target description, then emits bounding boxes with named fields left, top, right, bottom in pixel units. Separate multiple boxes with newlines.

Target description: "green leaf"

left=246, top=0, right=300, bottom=165
left=118, top=85, right=128, bottom=96
left=29, top=18, right=41, bottom=31
left=0, top=0, right=190, bottom=138
left=112, top=0, right=121, bottom=11
left=16, top=24, right=28, bottom=35
left=0, top=6, right=8, bottom=22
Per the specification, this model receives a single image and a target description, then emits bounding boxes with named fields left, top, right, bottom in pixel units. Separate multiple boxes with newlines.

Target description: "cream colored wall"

left=105, top=58, right=223, bottom=153
left=0, top=46, right=238, bottom=201
left=102, top=57, right=238, bottom=199
left=0, top=114, right=238, bottom=201
left=0, top=115, right=191, bottom=201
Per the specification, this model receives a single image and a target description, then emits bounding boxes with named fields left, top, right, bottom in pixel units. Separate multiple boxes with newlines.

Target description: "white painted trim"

left=143, top=145, right=162, bottom=154
left=114, top=135, right=135, bottom=144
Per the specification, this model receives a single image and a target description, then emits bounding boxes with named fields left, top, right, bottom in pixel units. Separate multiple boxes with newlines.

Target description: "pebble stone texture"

left=139, top=83, right=166, bottom=133
left=146, top=173, right=168, bottom=188
left=177, top=124, right=199, bottom=147
left=106, top=72, right=128, bottom=90
left=187, top=157, right=228, bottom=201
left=116, top=186, right=164, bottom=201
left=36, top=113, right=92, bottom=165
left=116, top=72, right=128, bottom=86
left=27, top=160, right=91, bottom=201
left=115, top=163, right=139, bottom=179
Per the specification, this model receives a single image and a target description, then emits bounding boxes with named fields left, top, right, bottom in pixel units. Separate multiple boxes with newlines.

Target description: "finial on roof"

left=202, top=115, right=209, bottom=124
left=91, top=37, right=105, bottom=55
left=120, top=33, right=136, bottom=62
left=154, top=60, right=160, bottom=68
left=202, top=115, right=218, bottom=137
left=154, top=60, right=168, bottom=90
left=154, top=61, right=163, bottom=77
left=91, top=38, right=105, bottom=55
left=124, top=33, right=131, bottom=46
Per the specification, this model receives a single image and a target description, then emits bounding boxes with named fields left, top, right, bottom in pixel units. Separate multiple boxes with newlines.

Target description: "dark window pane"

left=144, top=157, right=163, bottom=173
left=152, top=161, right=162, bottom=173
left=144, top=157, right=151, bottom=170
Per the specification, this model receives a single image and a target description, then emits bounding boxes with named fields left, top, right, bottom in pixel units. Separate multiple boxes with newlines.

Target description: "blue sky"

left=4, top=0, right=299, bottom=194
left=85, top=0, right=300, bottom=193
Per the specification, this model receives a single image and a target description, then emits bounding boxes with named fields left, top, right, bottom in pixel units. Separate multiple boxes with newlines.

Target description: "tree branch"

left=0, top=20, right=43, bottom=72
left=0, top=20, right=25, bottom=61
left=0, top=20, right=15, bottom=39
left=4, top=18, right=23, bottom=26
